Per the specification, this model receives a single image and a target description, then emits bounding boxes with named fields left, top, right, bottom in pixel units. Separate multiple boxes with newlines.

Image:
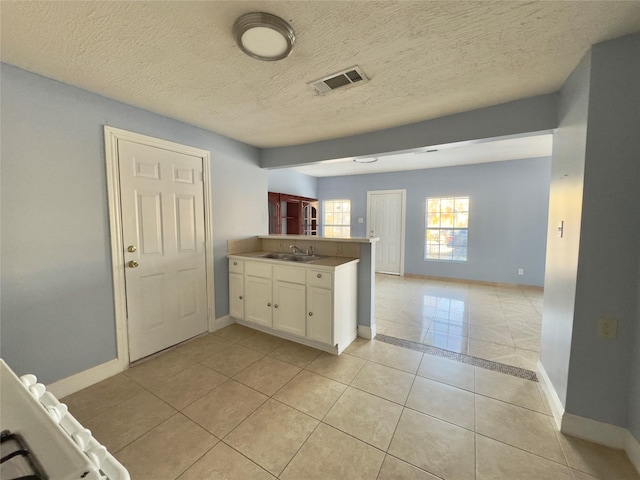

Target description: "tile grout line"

left=475, top=432, right=575, bottom=473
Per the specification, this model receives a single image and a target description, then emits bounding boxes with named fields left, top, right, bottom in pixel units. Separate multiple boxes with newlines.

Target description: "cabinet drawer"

left=245, top=261, right=272, bottom=278
left=229, top=258, right=244, bottom=273
left=307, top=270, right=332, bottom=288
left=273, top=265, right=306, bottom=284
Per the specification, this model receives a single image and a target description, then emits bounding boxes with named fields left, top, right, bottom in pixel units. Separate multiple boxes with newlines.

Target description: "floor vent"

left=309, top=66, right=368, bottom=95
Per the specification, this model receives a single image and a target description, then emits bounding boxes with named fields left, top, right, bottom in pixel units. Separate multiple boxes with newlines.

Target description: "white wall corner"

left=213, top=315, right=235, bottom=332
left=624, top=430, right=640, bottom=474
left=46, top=358, right=124, bottom=399
left=536, top=361, right=565, bottom=429
left=358, top=324, right=376, bottom=340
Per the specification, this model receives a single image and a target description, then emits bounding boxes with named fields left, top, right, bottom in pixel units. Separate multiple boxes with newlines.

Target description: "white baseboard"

left=213, top=315, right=235, bottom=331
left=47, top=358, right=124, bottom=399
left=358, top=324, right=376, bottom=339
left=536, top=361, right=565, bottom=429
left=625, top=430, right=640, bottom=474
left=561, top=413, right=640, bottom=475
left=48, top=317, right=234, bottom=398
left=537, top=362, right=640, bottom=475
left=561, top=413, right=627, bottom=449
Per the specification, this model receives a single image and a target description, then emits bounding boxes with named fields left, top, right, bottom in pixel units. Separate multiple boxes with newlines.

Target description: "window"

left=323, top=199, right=351, bottom=238
left=425, top=196, right=469, bottom=261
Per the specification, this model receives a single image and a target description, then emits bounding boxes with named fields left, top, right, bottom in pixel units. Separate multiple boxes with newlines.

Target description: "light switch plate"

left=598, top=317, right=618, bottom=339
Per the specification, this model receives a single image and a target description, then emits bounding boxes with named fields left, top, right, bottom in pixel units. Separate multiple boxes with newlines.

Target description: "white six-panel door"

left=367, top=190, right=406, bottom=275
left=118, top=139, right=208, bottom=361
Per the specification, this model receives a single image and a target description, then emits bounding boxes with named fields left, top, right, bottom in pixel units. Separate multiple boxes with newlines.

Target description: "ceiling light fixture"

left=353, top=157, right=378, bottom=164
left=233, top=12, right=296, bottom=61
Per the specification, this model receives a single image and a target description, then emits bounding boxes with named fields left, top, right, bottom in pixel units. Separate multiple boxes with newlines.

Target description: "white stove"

left=0, top=359, right=129, bottom=480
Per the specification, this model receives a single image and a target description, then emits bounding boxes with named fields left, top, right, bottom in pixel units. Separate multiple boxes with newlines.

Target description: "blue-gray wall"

left=318, top=158, right=551, bottom=287
left=540, top=52, right=591, bottom=409
left=566, top=33, right=640, bottom=429
left=0, top=64, right=267, bottom=384
left=540, top=32, right=640, bottom=434
left=267, top=169, right=317, bottom=199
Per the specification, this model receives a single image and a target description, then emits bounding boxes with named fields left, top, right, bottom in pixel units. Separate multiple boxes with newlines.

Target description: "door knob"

left=128, top=260, right=139, bottom=268
left=127, top=245, right=137, bottom=253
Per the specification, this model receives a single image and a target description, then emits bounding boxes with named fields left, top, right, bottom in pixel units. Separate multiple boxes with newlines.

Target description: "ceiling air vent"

left=309, top=66, right=368, bottom=95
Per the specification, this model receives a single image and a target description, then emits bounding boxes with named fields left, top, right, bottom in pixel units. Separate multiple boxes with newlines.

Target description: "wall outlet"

left=358, top=217, right=364, bottom=224
left=598, top=317, right=618, bottom=339
left=518, top=268, right=524, bottom=276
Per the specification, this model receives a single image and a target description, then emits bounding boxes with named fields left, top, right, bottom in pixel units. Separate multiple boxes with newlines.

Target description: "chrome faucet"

left=290, top=245, right=304, bottom=254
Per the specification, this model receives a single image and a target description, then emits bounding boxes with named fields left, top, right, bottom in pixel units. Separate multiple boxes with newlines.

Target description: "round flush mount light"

left=233, top=12, right=296, bottom=61
left=353, top=157, right=378, bottom=164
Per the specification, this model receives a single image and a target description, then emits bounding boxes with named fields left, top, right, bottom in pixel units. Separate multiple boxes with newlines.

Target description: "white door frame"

left=104, top=126, right=215, bottom=369
left=366, top=189, right=407, bottom=276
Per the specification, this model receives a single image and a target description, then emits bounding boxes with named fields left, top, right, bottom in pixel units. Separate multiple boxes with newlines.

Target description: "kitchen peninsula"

left=227, top=235, right=378, bottom=353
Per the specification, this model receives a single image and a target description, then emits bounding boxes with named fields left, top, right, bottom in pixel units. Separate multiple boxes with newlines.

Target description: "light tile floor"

left=62, top=324, right=639, bottom=480
left=375, top=273, right=543, bottom=371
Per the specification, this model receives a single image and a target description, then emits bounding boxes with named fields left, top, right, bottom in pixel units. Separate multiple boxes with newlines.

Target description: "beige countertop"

left=259, top=235, right=378, bottom=244
left=228, top=251, right=359, bottom=268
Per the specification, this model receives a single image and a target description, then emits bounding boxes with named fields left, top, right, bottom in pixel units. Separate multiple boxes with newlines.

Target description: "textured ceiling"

left=2, top=1, right=640, bottom=149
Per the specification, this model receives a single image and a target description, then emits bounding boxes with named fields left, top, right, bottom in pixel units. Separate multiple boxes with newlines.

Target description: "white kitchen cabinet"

left=273, top=280, right=306, bottom=337
left=306, top=285, right=332, bottom=345
left=228, top=254, right=358, bottom=354
left=244, top=275, right=272, bottom=327
left=229, top=272, right=244, bottom=319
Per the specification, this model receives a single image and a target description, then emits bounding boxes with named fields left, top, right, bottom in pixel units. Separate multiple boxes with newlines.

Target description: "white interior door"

left=367, top=190, right=406, bottom=275
left=118, top=139, right=208, bottom=361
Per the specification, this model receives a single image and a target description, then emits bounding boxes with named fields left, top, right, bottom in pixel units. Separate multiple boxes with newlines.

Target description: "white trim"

left=561, top=414, right=640, bottom=475
left=561, top=413, right=627, bottom=450
left=358, top=324, right=376, bottom=340
left=625, top=430, right=640, bottom=474
left=214, top=315, right=236, bottom=331
left=104, top=129, right=130, bottom=373
left=366, top=189, right=406, bottom=275
left=104, top=126, right=215, bottom=367
left=536, top=360, right=565, bottom=429
left=537, top=360, right=640, bottom=475
left=202, top=147, right=216, bottom=333
left=46, top=358, right=124, bottom=399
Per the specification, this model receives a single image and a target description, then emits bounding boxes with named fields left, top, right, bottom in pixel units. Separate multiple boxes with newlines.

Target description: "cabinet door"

left=245, top=276, right=272, bottom=327
left=268, top=192, right=282, bottom=234
left=229, top=272, right=244, bottom=319
left=306, top=287, right=332, bottom=345
left=273, top=281, right=306, bottom=337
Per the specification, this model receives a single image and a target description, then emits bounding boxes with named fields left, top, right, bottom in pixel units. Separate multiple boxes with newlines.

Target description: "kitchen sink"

left=260, top=252, right=324, bottom=263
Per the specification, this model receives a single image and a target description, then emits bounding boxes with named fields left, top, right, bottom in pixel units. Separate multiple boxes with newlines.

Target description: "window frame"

left=424, top=196, right=469, bottom=262
left=322, top=199, right=352, bottom=238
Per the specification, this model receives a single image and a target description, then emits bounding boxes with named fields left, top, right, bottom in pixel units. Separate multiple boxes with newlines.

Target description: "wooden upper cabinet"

left=268, top=192, right=318, bottom=235
left=268, top=192, right=282, bottom=234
